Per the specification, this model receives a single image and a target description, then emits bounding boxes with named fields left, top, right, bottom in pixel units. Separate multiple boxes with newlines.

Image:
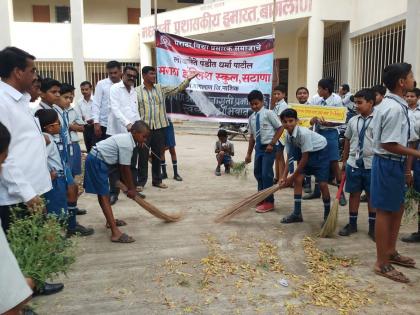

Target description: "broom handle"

left=335, top=173, right=346, bottom=199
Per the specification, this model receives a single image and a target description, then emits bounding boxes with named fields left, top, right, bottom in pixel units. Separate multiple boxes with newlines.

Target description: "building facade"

left=1, top=0, right=420, bottom=102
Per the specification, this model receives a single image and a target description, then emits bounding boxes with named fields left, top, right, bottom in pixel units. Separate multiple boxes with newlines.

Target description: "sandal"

left=374, top=263, right=410, bottom=283
left=389, top=252, right=416, bottom=268
left=106, top=219, right=127, bottom=229
left=111, top=233, right=135, bottom=243
left=152, top=182, right=168, bottom=189
left=280, top=214, right=303, bottom=224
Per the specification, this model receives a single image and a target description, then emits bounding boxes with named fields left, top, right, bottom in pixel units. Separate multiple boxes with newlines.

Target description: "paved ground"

left=33, top=124, right=420, bottom=315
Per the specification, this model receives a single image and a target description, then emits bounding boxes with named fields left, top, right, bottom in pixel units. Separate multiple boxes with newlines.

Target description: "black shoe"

left=110, top=195, right=118, bottom=205
left=360, top=194, right=368, bottom=203
left=339, top=192, right=347, bottom=206
left=280, top=213, right=303, bottom=224
left=34, top=282, right=64, bottom=296
left=67, top=224, right=95, bottom=237
left=338, top=224, right=357, bottom=236
left=215, top=166, right=221, bottom=176
left=161, top=171, right=168, bottom=180
left=401, top=231, right=420, bottom=243
left=76, top=208, right=87, bottom=215
left=368, top=229, right=376, bottom=242
left=174, top=174, right=183, bottom=181
left=303, top=191, right=321, bottom=200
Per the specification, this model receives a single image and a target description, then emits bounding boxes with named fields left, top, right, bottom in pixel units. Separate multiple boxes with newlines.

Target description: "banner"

left=290, top=104, right=347, bottom=127
left=156, top=31, right=274, bottom=122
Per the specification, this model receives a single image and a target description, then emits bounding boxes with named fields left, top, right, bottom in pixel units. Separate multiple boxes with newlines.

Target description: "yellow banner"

left=289, top=104, right=347, bottom=127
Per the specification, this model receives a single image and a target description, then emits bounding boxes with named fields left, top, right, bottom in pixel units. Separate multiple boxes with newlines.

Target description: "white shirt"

left=75, top=95, right=94, bottom=122
left=106, top=81, right=140, bottom=136
left=95, top=133, right=136, bottom=166
left=91, top=78, right=115, bottom=127
left=285, top=125, right=327, bottom=154
left=273, top=99, right=288, bottom=116
left=66, top=107, right=84, bottom=142
left=248, top=107, right=281, bottom=145
left=408, top=104, right=420, bottom=141
left=342, top=92, right=355, bottom=111
left=0, top=81, right=52, bottom=205
left=44, top=133, right=64, bottom=172
left=310, top=93, right=343, bottom=107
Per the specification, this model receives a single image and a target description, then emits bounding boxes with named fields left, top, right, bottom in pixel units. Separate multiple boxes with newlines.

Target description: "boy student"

left=402, top=87, right=420, bottom=243
left=339, top=89, right=376, bottom=240
left=279, top=109, right=331, bottom=224
left=84, top=120, right=150, bottom=243
left=245, top=90, right=283, bottom=213
left=296, top=86, right=309, bottom=104
left=75, top=81, right=94, bottom=152
left=215, top=129, right=234, bottom=176
left=308, top=78, right=346, bottom=207
left=372, top=84, right=387, bottom=106
left=371, top=62, right=419, bottom=283
left=161, top=118, right=183, bottom=181
left=272, top=85, right=289, bottom=183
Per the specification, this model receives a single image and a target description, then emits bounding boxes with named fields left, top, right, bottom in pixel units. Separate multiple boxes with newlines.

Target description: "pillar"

left=340, top=22, right=350, bottom=88
left=70, top=0, right=86, bottom=99
left=404, top=0, right=420, bottom=82
left=0, top=0, right=13, bottom=49
left=306, top=17, right=324, bottom=96
left=141, top=0, right=152, bottom=17
left=140, top=0, right=153, bottom=68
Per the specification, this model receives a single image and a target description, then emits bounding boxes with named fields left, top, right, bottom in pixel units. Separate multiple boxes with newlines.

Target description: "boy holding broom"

left=245, top=90, right=283, bottom=213
left=84, top=120, right=150, bottom=243
left=371, top=63, right=419, bottom=283
left=279, top=109, right=331, bottom=224
left=339, top=89, right=376, bottom=240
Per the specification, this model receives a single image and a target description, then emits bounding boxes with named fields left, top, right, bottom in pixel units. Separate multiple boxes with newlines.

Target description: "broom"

left=215, top=184, right=284, bottom=223
left=319, top=173, right=346, bottom=238
left=116, top=181, right=182, bottom=222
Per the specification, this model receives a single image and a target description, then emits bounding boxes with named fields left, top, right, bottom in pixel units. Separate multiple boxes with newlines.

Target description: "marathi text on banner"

left=290, top=104, right=347, bottom=127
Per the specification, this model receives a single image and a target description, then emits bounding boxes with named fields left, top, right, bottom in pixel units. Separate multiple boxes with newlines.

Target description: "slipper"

left=106, top=219, right=127, bottom=229
left=389, top=252, right=416, bottom=268
left=152, top=182, right=168, bottom=189
left=111, top=233, right=135, bottom=243
left=374, top=263, right=409, bottom=283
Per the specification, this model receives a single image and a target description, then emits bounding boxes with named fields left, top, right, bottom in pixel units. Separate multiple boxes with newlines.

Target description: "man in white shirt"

left=107, top=66, right=141, bottom=204
left=91, top=60, right=122, bottom=142
left=75, top=80, right=94, bottom=152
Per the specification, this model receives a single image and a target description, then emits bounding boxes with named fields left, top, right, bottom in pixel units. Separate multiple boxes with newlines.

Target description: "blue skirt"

left=164, top=122, right=176, bottom=148
left=44, top=176, right=68, bottom=217
left=68, top=142, right=82, bottom=176
left=318, top=128, right=339, bottom=161
left=83, top=153, right=110, bottom=196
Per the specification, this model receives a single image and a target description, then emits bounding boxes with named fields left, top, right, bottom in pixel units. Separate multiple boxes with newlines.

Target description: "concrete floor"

left=33, top=130, right=420, bottom=315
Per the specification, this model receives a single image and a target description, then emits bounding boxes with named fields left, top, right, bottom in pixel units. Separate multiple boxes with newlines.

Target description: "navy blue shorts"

left=294, top=146, right=329, bottom=182
left=371, top=155, right=405, bottom=212
left=68, top=142, right=82, bottom=176
left=345, top=164, right=371, bottom=193
left=44, top=175, right=68, bottom=217
left=413, top=159, right=420, bottom=193
left=164, top=122, right=176, bottom=148
left=318, top=129, right=339, bottom=161
left=223, top=155, right=232, bottom=165
left=83, top=153, right=110, bottom=196
left=275, top=142, right=284, bottom=152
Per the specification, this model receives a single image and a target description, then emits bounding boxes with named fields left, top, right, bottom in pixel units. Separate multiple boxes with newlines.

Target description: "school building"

left=1, top=0, right=420, bottom=102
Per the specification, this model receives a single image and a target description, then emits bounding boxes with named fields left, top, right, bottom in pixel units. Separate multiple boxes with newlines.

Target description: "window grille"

left=35, top=61, right=74, bottom=85
left=323, top=23, right=343, bottom=91
left=85, top=61, right=141, bottom=90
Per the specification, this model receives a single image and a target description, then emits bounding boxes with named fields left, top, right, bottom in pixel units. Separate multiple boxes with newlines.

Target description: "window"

left=32, top=5, right=50, bottom=22
left=323, top=23, right=343, bottom=91
left=177, top=0, right=204, bottom=3
left=55, top=6, right=71, bottom=23
left=272, top=58, right=289, bottom=98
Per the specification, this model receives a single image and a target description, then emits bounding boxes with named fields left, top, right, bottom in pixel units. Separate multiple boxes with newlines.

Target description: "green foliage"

left=231, top=161, right=248, bottom=177
left=7, top=208, right=76, bottom=287
left=404, top=186, right=420, bottom=224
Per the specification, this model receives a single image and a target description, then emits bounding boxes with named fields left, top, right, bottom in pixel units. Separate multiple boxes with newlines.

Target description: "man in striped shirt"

left=135, top=66, right=197, bottom=188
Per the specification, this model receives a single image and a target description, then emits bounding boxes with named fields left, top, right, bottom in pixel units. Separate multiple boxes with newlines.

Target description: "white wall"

left=13, top=0, right=70, bottom=22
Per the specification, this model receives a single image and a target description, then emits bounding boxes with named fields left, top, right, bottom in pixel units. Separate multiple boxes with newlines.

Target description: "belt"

left=375, top=154, right=406, bottom=162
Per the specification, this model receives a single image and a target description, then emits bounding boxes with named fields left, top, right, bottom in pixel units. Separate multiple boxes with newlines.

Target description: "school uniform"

left=285, top=126, right=329, bottom=182
left=409, top=105, right=420, bottom=192
left=249, top=108, right=281, bottom=202
left=342, top=91, right=356, bottom=122
left=75, top=95, right=95, bottom=152
left=344, top=112, right=374, bottom=193
left=215, top=140, right=234, bottom=165
left=371, top=93, right=416, bottom=212
left=164, top=119, right=176, bottom=148
left=84, top=133, right=136, bottom=196
left=310, top=93, right=343, bottom=162
left=66, top=106, right=84, bottom=176
left=273, top=99, right=288, bottom=150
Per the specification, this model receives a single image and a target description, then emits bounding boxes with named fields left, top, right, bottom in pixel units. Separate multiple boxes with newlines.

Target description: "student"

left=339, top=89, right=376, bottom=240
left=214, top=129, right=234, bottom=176
left=245, top=90, right=283, bottom=213
left=279, top=109, right=331, bottom=224
left=402, top=87, right=420, bottom=243
left=84, top=120, right=150, bottom=243
left=161, top=118, right=183, bottom=181
left=75, top=81, right=95, bottom=152
left=372, top=84, right=387, bottom=106
left=371, top=62, right=419, bottom=283
left=308, top=78, right=346, bottom=207
left=339, top=83, right=356, bottom=122
left=272, top=85, right=288, bottom=183
left=296, top=86, right=309, bottom=104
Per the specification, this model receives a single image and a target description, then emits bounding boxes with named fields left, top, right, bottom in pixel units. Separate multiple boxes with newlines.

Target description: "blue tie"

left=256, top=112, right=261, bottom=149
left=356, top=117, right=372, bottom=168
left=321, top=99, right=327, bottom=106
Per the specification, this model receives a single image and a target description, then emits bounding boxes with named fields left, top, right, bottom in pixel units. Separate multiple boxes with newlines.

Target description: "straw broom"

left=319, top=174, right=346, bottom=238
left=116, top=181, right=182, bottom=222
left=215, top=185, right=284, bottom=223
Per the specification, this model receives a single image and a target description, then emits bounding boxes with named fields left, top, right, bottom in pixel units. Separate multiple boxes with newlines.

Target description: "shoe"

left=280, top=214, right=303, bottom=224
left=360, top=194, right=368, bottom=203
left=34, top=282, right=64, bottom=296
left=256, top=202, right=274, bottom=213
left=368, top=229, right=376, bottom=241
left=110, top=195, right=118, bottom=205
left=23, top=306, right=38, bottom=315
left=161, top=171, right=168, bottom=179
left=76, top=208, right=87, bottom=215
left=174, top=174, right=183, bottom=181
left=215, top=166, right=221, bottom=176
left=152, top=182, right=168, bottom=189
left=401, top=232, right=420, bottom=243
left=67, top=224, right=95, bottom=237
left=303, top=191, right=321, bottom=200
left=339, top=192, right=347, bottom=206
left=338, top=224, right=357, bottom=236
